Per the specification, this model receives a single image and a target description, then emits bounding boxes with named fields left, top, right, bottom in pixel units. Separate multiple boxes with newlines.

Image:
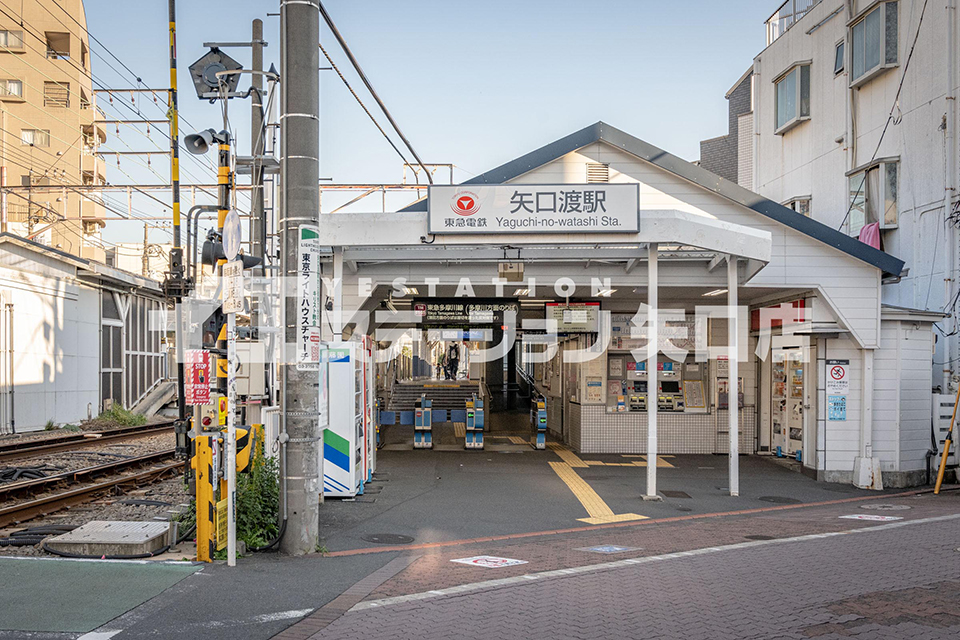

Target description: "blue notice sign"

left=828, top=395, right=847, bottom=421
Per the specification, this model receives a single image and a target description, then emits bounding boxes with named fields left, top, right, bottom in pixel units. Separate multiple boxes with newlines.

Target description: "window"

left=44, top=32, right=70, bottom=60
left=43, top=81, right=69, bottom=107
left=834, top=41, right=845, bottom=74
left=850, top=2, right=898, bottom=84
left=775, top=64, right=810, bottom=133
left=847, top=160, right=898, bottom=236
left=20, top=129, right=50, bottom=147
left=0, top=30, right=23, bottom=50
left=0, top=79, right=21, bottom=98
left=784, top=197, right=812, bottom=216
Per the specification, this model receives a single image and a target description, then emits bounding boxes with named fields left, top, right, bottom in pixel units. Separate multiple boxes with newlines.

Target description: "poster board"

left=682, top=380, right=706, bottom=411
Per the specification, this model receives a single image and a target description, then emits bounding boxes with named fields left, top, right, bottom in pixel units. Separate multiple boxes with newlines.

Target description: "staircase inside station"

left=387, top=380, right=482, bottom=413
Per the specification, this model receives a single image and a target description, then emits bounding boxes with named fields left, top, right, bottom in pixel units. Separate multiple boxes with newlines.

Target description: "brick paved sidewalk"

left=305, top=513, right=960, bottom=640
left=360, top=491, right=956, bottom=600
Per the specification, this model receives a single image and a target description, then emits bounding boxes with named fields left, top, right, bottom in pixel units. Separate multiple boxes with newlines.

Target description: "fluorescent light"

left=513, top=288, right=529, bottom=296
left=596, top=289, right=617, bottom=297
left=402, top=286, right=419, bottom=295
left=703, top=289, right=728, bottom=297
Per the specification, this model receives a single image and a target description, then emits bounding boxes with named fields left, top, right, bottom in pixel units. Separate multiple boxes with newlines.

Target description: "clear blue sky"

left=85, top=0, right=770, bottom=242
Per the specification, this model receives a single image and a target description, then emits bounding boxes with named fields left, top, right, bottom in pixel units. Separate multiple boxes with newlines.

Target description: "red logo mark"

left=450, top=190, right=480, bottom=216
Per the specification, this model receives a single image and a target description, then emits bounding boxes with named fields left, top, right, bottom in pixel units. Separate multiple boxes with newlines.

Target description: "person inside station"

left=446, top=342, right=460, bottom=380
left=435, top=349, right=446, bottom=379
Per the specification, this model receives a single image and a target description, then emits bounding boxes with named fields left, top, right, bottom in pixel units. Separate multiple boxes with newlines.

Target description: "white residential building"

left=704, top=0, right=959, bottom=390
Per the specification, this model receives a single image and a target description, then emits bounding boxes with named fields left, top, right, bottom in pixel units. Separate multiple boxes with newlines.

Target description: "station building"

left=320, top=122, right=944, bottom=490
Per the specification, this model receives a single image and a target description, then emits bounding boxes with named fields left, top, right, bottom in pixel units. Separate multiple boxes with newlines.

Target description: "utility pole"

left=250, top=18, right=265, bottom=332
left=280, top=0, right=321, bottom=556
left=142, top=223, right=149, bottom=277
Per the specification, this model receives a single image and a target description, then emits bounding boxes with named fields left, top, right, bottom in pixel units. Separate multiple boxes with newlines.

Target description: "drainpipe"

left=844, top=0, right=857, bottom=177
left=944, top=0, right=957, bottom=392
left=752, top=60, right=761, bottom=193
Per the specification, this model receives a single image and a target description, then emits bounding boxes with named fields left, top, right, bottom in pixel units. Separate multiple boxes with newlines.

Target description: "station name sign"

left=427, top=184, right=639, bottom=234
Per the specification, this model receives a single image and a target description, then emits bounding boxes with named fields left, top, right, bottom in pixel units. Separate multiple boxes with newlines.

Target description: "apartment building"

left=703, top=0, right=959, bottom=388
left=0, top=0, right=107, bottom=262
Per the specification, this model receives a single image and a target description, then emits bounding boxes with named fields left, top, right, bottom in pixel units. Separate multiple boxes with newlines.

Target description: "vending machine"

left=321, top=339, right=376, bottom=497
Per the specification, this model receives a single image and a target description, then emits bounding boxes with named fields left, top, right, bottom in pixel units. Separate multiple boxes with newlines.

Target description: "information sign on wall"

left=297, top=225, right=321, bottom=371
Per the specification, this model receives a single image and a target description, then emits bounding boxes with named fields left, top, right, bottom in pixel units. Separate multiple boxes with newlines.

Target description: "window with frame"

left=775, top=64, right=810, bottom=133
left=834, top=41, right=845, bottom=74
left=847, top=160, right=898, bottom=236
left=20, top=129, right=50, bottom=147
left=0, top=79, right=21, bottom=98
left=850, top=1, right=898, bottom=84
left=43, top=81, right=69, bottom=107
left=0, top=30, right=23, bottom=50
left=785, top=197, right=812, bottom=217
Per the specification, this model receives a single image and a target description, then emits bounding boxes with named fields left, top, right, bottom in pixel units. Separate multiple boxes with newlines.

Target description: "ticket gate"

left=465, top=394, right=484, bottom=450
left=535, top=398, right=547, bottom=449
left=414, top=395, right=432, bottom=449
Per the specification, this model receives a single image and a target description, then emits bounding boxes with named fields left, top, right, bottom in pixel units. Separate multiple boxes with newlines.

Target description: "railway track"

left=0, top=449, right=181, bottom=528
left=0, top=422, right=175, bottom=463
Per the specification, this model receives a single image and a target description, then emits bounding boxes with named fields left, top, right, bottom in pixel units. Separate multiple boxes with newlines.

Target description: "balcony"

left=765, top=0, right=821, bottom=45
left=80, top=151, right=106, bottom=180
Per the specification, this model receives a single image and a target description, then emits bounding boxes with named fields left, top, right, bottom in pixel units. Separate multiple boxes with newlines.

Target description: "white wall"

left=753, top=0, right=959, bottom=368
left=0, top=265, right=100, bottom=431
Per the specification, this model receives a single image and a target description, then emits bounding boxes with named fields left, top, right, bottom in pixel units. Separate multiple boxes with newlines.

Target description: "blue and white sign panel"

left=828, top=395, right=847, bottom=421
left=428, top=184, right=640, bottom=234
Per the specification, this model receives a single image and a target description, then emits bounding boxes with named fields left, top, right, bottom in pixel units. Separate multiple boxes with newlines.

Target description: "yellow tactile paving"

left=453, top=422, right=465, bottom=438
left=548, top=461, right=647, bottom=525
left=508, top=436, right=529, bottom=445
left=546, top=442, right=589, bottom=468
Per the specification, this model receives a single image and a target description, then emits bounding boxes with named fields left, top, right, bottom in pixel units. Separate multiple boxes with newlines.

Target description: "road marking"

left=349, top=513, right=960, bottom=613
left=548, top=461, right=647, bottom=524
left=77, top=633, right=121, bottom=640
left=546, top=442, right=588, bottom=467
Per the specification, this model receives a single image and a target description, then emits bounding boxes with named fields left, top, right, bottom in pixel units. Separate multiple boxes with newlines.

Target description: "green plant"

left=61, top=424, right=81, bottom=433
left=316, top=544, right=328, bottom=555
left=234, top=449, right=280, bottom=550
left=44, top=420, right=57, bottom=430
left=97, top=406, right=146, bottom=427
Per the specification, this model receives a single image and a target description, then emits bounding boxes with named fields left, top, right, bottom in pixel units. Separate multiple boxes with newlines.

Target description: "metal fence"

left=766, top=0, right=821, bottom=45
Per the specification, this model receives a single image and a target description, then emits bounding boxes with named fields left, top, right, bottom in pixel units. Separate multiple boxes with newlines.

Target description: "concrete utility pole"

left=279, top=0, right=321, bottom=556
left=250, top=18, right=265, bottom=332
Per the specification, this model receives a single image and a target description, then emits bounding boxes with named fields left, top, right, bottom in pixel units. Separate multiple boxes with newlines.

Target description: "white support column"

left=853, top=348, right=882, bottom=489
left=332, top=246, right=344, bottom=340
left=727, top=257, right=739, bottom=497
left=645, top=243, right=659, bottom=500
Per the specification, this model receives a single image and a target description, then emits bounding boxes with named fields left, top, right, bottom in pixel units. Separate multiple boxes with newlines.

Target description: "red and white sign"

left=450, top=555, right=528, bottom=569
left=185, top=349, right=211, bottom=405
left=826, top=359, right=849, bottom=394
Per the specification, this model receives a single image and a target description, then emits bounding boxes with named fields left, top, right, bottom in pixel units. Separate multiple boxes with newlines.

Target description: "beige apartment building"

left=0, top=0, right=107, bottom=262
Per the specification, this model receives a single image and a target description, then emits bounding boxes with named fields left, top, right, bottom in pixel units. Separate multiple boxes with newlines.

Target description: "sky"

left=83, top=0, right=771, bottom=243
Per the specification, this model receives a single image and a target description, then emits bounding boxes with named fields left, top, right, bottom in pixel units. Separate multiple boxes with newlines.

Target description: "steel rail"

left=0, top=423, right=175, bottom=463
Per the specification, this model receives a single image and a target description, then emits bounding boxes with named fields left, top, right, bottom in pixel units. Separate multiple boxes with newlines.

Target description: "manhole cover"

left=758, top=496, right=802, bottom=504
left=860, top=503, right=910, bottom=511
left=744, top=534, right=777, bottom=541
left=361, top=533, right=414, bottom=545
left=661, top=490, right=692, bottom=499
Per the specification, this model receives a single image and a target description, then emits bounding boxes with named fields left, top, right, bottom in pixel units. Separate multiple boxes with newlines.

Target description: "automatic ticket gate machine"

left=414, top=394, right=432, bottom=449
left=535, top=397, right=547, bottom=449
left=465, top=394, right=484, bottom=450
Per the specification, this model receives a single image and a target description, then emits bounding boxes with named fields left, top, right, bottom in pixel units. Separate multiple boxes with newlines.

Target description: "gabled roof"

left=401, top=121, right=904, bottom=278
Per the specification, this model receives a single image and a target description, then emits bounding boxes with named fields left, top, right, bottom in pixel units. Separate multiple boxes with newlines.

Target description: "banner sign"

left=185, top=349, right=211, bottom=405
left=297, top=225, right=321, bottom=371
left=428, top=184, right=639, bottom=234
left=413, top=299, right=518, bottom=325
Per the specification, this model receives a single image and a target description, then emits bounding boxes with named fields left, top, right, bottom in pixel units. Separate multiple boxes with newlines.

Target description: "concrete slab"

left=45, top=521, right=171, bottom=557
left=0, top=557, right=198, bottom=633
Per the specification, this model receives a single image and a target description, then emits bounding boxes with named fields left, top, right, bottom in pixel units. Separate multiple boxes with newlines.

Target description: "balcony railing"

left=765, top=0, right=821, bottom=45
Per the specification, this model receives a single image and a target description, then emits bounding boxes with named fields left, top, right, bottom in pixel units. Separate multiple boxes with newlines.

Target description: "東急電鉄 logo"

left=450, top=190, right=481, bottom=216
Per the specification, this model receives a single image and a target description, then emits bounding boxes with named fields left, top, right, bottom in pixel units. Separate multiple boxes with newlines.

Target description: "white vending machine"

left=321, top=339, right=376, bottom=497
